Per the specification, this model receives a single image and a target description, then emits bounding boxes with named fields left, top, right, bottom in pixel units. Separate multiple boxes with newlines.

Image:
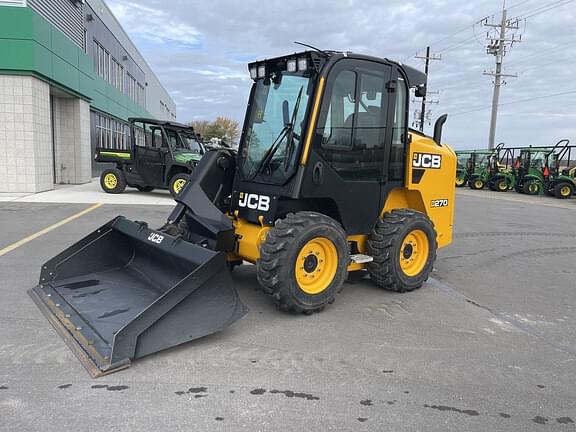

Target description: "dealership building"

left=0, top=0, right=176, bottom=193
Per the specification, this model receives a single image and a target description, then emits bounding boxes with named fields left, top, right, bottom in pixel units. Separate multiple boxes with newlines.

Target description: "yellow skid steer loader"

left=29, top=49, right=456, bottom=377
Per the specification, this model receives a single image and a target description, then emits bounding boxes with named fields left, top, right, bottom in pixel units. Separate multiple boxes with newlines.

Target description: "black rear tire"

left=367, top=209, right=437, bottom=293
left=100, top=168, right=126, bottom=194
left=136, top=185, right=154, bottom=192
left=554, top=182, right=574, bottom=199
left=257, top=212, right=348, bottom=314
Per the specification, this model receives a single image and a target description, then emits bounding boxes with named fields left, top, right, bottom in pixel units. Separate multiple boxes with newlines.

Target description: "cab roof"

left=248, top=50, right=427, bottom=88
left=128, top=117, right=195, bottom=132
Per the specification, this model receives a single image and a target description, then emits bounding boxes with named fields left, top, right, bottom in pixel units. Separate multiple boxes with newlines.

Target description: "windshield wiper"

left=283, top=86, right=304, bottom=170
left=246, top=125, right=290, bottom=180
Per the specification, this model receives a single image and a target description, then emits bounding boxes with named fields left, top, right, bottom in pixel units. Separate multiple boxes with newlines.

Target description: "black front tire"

left=494, top=177, right=509, bottom=192
left=470, top=178, right=485, bottom=190
left=523, top=180, right=541, bottom=195
left=100, top=168, right=126, bottom=194
left=257, top=212, right=348, bottom=314
left=367, top=209, right=437, bottom=293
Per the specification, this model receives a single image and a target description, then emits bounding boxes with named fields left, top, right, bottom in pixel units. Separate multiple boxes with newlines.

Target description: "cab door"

left=301, top=58, right=393, bottom=234
left=135, top=126, right=166, bottom=186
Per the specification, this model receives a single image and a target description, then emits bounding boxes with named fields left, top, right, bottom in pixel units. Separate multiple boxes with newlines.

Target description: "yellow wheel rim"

left=455, top=177, right=465, bottom=186
left=295, top=237, right=338, bottom=295
left=173, top=178, right=187, bottom=194
left=498, top=181, right=508, bottom=191
left=474, top=180, right=483, bottom=189
left=103, top=173, right=117, bottom=189
left=399, top=230, right=430, bottom=277
left=560, top=186, right=571, bottom=196
left=528, top=183, right=538, bottom=194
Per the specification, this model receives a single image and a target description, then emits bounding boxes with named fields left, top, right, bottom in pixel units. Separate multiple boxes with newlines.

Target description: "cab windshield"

left=166, top=129, right=203, bottom=153
left=240, top=72, right=312, bottom=182
left=457, top=153, right=471, bottom=169
left=179, top=133, right=203, bottom=153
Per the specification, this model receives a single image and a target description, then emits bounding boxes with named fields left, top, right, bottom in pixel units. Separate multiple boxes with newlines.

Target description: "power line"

left=517, top=0, right=575, bottom=19
left=507, top=39, right=576, bottom=65
left=437, top=35, right=477, bottom=54
left=450, top=88, right=576, bottom=117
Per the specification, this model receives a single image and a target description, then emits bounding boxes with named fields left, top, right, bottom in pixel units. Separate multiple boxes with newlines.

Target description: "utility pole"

left=415, top=46, right=441, bottom=132
left=482, top=6, right=521, bottom=149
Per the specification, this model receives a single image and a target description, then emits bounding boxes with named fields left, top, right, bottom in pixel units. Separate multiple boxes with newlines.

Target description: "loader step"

left=350, top=254, right=373, bottom=264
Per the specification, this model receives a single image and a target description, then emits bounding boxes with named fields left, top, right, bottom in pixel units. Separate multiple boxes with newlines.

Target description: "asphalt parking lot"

left=1, top=187, right=575, bottom=431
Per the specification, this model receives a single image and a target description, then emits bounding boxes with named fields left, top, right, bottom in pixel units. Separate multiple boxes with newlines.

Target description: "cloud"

left=106, top=0, right=576, bottom=148
left=107, top=0, right=201, bottom=48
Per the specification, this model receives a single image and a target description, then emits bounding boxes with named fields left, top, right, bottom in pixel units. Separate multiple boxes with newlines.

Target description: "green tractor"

left=485, top=144, right=516, bottom=192
left=514, top=139, right=575, bottom=198
left=467, top=143, right=516, bottom=192
left=467, top=143, right=505, bottom=190
left=455, top=151, right=472, bottom=187
left=96, top=118, right=206, bottom=197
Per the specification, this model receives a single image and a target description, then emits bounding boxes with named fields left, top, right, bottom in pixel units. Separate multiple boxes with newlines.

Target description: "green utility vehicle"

left=96, top=118, right=206, bottom=196
left=514, top=139, right=575, bottom=198
left=455, top=151, right=472, bottom=187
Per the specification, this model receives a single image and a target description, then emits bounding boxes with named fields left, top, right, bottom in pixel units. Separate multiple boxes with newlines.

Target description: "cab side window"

left=316, top=61, right=390, bottom=180
left=389, top=77, right=407, bottom=181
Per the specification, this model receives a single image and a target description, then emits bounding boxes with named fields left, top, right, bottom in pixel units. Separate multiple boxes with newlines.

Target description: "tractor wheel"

left=470, top=178, right=485, bottom=190
left=169, top=173, right=190, bottom=197
left=455, top=177, right=466, bottom=187
left=523, top=180, right=541, bottom=195
left=100, top=168, right=126, bottom=194
left=554, top=182, right=574, bottom=199
left=367, top=209, right=437, bottom=293
left=257, top=212, right=348, bottom=314
left=136, top=185, right=154, bottom=192
left=494, top=177, right=509, bottom=192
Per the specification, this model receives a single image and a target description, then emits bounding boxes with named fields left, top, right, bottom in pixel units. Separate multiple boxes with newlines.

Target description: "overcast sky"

left=107, top=0, right=575, bottom=150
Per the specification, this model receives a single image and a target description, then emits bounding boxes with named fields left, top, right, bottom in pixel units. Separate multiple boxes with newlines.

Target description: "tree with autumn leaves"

left=191, top=117, right=240, bottom=145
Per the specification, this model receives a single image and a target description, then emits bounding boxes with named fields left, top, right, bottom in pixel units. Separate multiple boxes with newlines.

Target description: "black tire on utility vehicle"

left=136, top=185, right=154, bottom=192
left=367, top=209, right=437, bottom=293
left=256, top=212, right=348, bottom=314
left=169, top=173, right=190, bottom=197
left=554, top=182, right=574, bottom=199
left=100, top=168, right=126, bottom=194
left=523, top=179, right=541, bottom=195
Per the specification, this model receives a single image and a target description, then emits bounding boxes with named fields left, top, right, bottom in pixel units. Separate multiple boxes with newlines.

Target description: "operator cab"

left=234, top=50, right=429, bottom=232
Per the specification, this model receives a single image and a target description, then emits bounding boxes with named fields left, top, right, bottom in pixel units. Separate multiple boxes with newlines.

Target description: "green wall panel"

left=0, top=5, right=152, bottom=121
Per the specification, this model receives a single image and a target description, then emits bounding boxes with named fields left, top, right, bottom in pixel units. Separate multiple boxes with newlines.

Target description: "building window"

left=95, top=114, right=128, bottom=150
left=137, top=83, right=145, bottom=106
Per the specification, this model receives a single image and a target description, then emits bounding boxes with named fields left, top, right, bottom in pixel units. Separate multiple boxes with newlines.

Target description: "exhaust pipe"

left=433, top=114, right=448, bottom=146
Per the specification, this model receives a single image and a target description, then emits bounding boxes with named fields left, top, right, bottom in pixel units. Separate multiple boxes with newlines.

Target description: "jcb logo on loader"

left=238, top=192, right=270, bottom=211
left=147, top=232, right=164, bottom=244
left=412, top=153, right=442, bottom=169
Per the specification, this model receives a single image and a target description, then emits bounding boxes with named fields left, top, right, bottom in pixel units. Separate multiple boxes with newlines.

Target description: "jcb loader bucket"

left=28, top=216, right=247, bottom=377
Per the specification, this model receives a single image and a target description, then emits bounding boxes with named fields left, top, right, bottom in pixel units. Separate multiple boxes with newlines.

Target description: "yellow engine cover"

left=381, top=132, right=456, bottom=249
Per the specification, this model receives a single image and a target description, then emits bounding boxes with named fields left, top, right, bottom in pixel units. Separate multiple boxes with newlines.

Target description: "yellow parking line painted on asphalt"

left=0, top=203, right=103, bottom=257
